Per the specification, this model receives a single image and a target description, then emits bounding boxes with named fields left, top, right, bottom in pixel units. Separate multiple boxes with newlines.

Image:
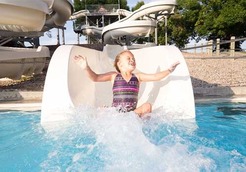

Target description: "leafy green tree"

left=196, top=0, right=246, bottom=39
left=167, top=0, right=246, bottom=48
left=74, top=0, right=83, bottom=12
left=131, top=1, right=144, bottom=11
left=161, top=0, right=201, bottom=47
left=195, top=0, right=246, bottom=49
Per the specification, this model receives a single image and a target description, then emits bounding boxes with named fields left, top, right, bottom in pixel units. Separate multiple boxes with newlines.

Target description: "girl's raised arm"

left=74, top=55, right=116, bottom=82
left=137, top=61, right=180, bottom=82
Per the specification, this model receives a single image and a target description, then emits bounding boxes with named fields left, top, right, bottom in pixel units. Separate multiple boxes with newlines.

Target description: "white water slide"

left=0, top=0, right=73, bottom=79
left=71, top=1, right=176, bottom=44
left=0, top=0, right=73, bottom=33
left=41, top=0, right=195, bottom=123
left=102, top=0, right=176, bottom=44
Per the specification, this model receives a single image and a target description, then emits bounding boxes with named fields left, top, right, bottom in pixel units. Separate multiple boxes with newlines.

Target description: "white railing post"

left=207, top=40, right=213, bottom=56
left=216, top=38, right=220, bottom=56
left=230, top=36, right=235, bottom=57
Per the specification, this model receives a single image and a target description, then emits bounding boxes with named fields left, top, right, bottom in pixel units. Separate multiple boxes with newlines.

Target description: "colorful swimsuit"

left=112, top=73, right=139, bottom=112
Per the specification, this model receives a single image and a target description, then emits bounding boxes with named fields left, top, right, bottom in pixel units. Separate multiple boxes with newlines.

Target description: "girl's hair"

left=114, top=50, right=131, bottom=72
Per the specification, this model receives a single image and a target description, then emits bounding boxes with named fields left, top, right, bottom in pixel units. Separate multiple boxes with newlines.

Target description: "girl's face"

left=118, top=51, right=136, bottom=72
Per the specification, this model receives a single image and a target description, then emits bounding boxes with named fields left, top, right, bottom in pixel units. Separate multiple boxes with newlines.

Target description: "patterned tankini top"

left=112, top=73, right=139, bottom=112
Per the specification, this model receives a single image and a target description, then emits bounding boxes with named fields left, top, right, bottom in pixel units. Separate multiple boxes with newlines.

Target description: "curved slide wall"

left=102, top=0, right=177, bottom=44
left=0, top=0, right=73, bottom=79
left=0, top=0, right=73, bottom=32
left=41, top=45, right=195, bottom=123
left=43, top=0, right=73, bottom=29
left=0, top=0, right=48, bottom=32
left=0, top=46, right=49, bottom=79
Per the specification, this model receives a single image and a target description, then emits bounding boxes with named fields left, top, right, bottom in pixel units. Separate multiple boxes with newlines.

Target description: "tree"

left=195, top=0, right=246, bottom=50
left=196, top=0, right=246, bottom=39
left=161, top=0, right=201, bottom=47
left=166, top=0, right=246, bottom=48
left=131, top=1, right=144, bottom=11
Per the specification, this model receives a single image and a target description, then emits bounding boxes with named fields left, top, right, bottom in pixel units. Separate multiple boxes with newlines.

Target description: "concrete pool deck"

left=0, top=91, right=245, bottom=111
left=0, top=91, right=42, bottom=111
left=0, top=101, right=42, bottom=111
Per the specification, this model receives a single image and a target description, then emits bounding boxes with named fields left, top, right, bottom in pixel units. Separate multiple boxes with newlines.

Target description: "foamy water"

left=38, top=105, right=246, bottom=171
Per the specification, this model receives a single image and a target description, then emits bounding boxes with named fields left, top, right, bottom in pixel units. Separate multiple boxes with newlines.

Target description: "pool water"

left=0, top=102, right=245, bottom=171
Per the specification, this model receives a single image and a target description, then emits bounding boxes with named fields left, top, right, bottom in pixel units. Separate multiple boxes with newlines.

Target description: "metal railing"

left=85, top=4, right=119, bottom=14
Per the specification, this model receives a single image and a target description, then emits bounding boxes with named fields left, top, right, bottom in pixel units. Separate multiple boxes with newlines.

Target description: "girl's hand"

left=73, top=55, right=88, bottom=69
left=168, top=61, right=180, bottom=73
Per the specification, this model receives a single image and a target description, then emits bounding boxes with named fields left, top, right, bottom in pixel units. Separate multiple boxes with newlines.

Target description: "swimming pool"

left=0, top=102, right=245, bottom=171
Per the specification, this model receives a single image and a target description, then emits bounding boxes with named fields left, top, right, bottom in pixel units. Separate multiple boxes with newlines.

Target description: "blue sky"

left=39, top=0, right=245, bottom=50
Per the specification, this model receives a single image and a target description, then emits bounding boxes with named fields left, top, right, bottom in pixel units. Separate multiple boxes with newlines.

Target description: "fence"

left=182, top=36, right=246, bottom=91
left=182, top=36, right=246, bottom=57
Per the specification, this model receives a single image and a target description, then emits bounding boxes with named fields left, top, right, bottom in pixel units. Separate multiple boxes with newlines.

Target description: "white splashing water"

left=40, top=105, right=245, bottom=171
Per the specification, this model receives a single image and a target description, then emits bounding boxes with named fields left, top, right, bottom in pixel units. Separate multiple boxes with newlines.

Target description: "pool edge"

left=0, top=91, right=246, bottom=111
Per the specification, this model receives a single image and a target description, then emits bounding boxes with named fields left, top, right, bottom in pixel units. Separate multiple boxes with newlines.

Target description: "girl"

left=74, top=50, right=180, bottom=117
